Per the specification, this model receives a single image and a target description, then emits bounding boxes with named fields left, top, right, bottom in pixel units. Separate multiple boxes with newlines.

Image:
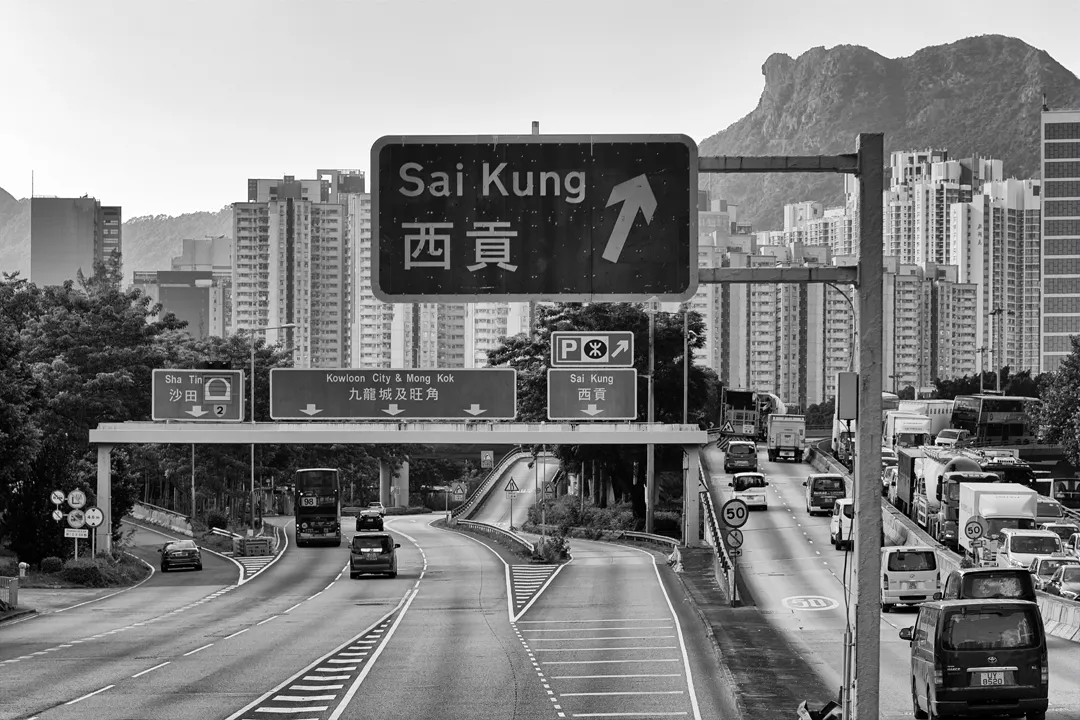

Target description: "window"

left=942, top=608, right=1039, bottom=650
left=965, top=574, right=1026, bottom=599
left=1037, top=559, right=1079, bottom=577
left=888, top=550, right=936, bottom=572
left=814, top=477, right=844, bottom=492
left=733, top=474, right=765, bottom=491
left=728, top=444, right=755, bottom=456
left=352, top=536, right=391, bottom=553
left=1009, top=536, right=1060, bottom=555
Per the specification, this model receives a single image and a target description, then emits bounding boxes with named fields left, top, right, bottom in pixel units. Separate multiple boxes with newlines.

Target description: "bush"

left=385, top=506, right=433, bottom=516
left=0, top=559, right=19, bottom=576
left=532, top=534, right=570, bottom=562
left=204, top=511, right=230, bottom=532
left=58, top=558, right=117, bottom=587
left=40, top=556, right=64, bottom=574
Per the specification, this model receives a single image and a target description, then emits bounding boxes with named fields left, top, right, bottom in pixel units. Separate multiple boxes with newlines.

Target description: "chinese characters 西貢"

left=402, top=220, right=519, bottom=272
left=577, top=388, right=608, bottom=401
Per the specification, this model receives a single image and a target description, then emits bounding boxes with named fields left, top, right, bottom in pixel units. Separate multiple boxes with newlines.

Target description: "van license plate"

left=902, top=581, right=919, bottom=589
left=979, top=671, right=1005, bottom=686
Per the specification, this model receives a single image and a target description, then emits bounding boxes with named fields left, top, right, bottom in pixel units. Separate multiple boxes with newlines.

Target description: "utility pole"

left=683, top=304, right=689, bottom=424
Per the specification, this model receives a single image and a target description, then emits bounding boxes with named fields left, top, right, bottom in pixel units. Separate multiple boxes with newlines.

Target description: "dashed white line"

left=224, top=628, right=249, bottom=640
left=258, top=615, right=279, bottom=625
left=307, top=591, right=323, bottom=600
left=183, top=643, right=213, bottom=656
left=65, top=684, right=115, bottom=705
left=132, top=661, right=170, bottom=678
left=284, top=602, right=303, bottom=613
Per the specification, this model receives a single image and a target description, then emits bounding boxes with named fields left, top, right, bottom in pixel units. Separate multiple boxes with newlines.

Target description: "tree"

left=932, top=367, right=1047, bottom=400
left=1036, top=337, right=1080, bottom=466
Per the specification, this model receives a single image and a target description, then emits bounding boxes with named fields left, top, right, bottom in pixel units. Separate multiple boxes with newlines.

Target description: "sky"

left=2, top=0, right=1079, bottom=219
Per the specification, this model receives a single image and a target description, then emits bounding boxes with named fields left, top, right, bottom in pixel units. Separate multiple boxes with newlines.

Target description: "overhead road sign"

left=551, top=331, right=635, bottom=368
left=546, top=368, right=637, bottom=421
left=152, top=369, right=245, bottom=422
left=269, top=368, right=517, bottom=420
left=371, top=134, right=698, bottom=303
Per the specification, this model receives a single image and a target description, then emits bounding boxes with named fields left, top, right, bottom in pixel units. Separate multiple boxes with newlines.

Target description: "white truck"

left=958, top=483, right=1039, bottom=565
left=766, top=414, right=805, bottom=462
left=883, top=411, right=932, bottom=451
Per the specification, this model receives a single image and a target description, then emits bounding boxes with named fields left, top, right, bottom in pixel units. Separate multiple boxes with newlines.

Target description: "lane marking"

left=224, top=629, right=249, bottom=640
left=257, top=615, right=279, bottom=625
left=183, top=644, right=213, bottom=656
left=64, top=685, right=115, bottom=705
left=552, top=674, right=681, bottom=679
left=131, top=661, right=170, bottom=678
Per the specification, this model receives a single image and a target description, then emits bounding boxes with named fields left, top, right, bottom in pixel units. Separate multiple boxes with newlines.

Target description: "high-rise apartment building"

left=1040, top=108, right=1080, bottom=372
left=131, top=235, right=233, bottom=339
left=30, top=197, right=122, bottom=286
left=233, top=172, right=359, bottom=368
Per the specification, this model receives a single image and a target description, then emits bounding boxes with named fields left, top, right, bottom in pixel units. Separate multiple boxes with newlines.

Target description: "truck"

left=883, top=411, right=932, bottom=450
left=767, top=414, right=805, bottom=462
left=720, top=388, right=759, bottom=442
left=958, top=483, right=1039, bottom=565
left=897, top=399, right=954, bottom=438
left=894, top=447, right=925, bottom=515
left=911, top=447, right=1005, bottom=550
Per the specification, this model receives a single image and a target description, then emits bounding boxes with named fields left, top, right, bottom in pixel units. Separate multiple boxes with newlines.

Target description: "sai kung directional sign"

left=547, top=368, right=638, bottom=421
left=371, top=134, right=699, bottom=303
left=551, top=331, right=635, bottom=368
left=270, top=368, right=517, bottom=421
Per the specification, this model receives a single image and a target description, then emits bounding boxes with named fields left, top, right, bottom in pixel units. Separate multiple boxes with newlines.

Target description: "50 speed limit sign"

left=720, top=498, right=750, bottom=529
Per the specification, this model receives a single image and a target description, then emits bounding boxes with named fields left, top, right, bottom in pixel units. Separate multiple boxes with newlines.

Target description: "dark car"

left=350, top=532, right=399, bottom=579
left=724, top=441, right=759, bottom=473
left=160, top=539, right=202, bottom=572
left=939, top=567, right=1037, bottom=603
left=355, top=512, right=384, bottom=532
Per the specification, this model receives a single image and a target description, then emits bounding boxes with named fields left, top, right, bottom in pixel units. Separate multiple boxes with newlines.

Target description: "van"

left=803, top=473, right=847, bottom=515
left=997, top=528, right=1062, bottom=569
left=1034, top=497, right=1064, bottom=526
left=829, top=498, right=854, bottom=550
left=349, top=532, right=400, bottom=579
left=934, top=429, right=971, bottom=448
left=724, top=441, right=758, bottom=473
left=899, top=599, right=1048, bottom=720
left=880, top=546, right=939, bottom=611
left=729, top=472, right=768, bottom=510
left=940, top=567, right=1038, bottom=603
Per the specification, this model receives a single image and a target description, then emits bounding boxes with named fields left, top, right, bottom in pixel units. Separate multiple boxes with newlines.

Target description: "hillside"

left=0, top=199, right=232, bottom=283
left=699, top=34, right=1080, bottom=230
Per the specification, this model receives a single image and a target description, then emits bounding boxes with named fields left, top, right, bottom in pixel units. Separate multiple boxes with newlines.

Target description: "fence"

left=455, top=519, right=535, bottom=554
left=0, top=576, right=18, bottom=609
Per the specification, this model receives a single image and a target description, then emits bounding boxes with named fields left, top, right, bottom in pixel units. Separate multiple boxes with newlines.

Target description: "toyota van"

left=349, top=532, right=400, bottom=579
left=880, top=545, right=939, bottom=611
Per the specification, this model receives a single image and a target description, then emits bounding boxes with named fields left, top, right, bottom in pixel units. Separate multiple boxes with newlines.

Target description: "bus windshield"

left=296, top=469, right=338, bottom=491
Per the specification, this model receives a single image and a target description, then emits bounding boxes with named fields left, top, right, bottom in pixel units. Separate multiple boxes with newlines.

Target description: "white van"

left=881, top=545, right=939, bottom=612
left=997, top=528, right=1062, bottom=569
left=829, top=498, right=854, bottom=550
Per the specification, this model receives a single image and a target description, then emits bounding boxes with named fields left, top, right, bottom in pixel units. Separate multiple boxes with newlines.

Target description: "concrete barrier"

left=804, top=446, right=1080, bottom=642
left=131, top=502, right=194, bottom=537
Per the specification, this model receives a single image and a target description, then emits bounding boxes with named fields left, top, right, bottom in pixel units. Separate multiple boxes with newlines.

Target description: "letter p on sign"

left=559, top=338, right=578, bottom=361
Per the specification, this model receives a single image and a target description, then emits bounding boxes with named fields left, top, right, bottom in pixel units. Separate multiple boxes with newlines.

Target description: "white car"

left=729, top=472, right=768, bottom=510
left=830, top=498, right=855, bottom=550
left=366, top=501, right=386, bottom=517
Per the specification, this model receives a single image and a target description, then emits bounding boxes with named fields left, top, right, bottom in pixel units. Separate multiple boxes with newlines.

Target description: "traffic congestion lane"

left=468, top=456, right=559, bottom=529
left=337, top=516, right=553, bottom=720
left=0, top=519, right=415, bottom=720
left=708, top=445, right=1080, bottom=719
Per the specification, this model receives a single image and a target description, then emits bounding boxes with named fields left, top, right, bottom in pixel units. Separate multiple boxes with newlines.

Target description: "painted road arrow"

left=270, top=368, right=517, bottom=420
left=602, top=174, right=658, bottom=263
left=547, top=368, right=638, bottom=420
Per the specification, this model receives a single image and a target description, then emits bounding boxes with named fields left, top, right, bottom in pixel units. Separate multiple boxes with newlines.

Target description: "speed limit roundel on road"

left=720, top=498, right=749, bottom=529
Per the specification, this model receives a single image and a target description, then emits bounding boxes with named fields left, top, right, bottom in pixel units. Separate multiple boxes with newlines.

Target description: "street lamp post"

left=248, top=322, right=295, bottom=534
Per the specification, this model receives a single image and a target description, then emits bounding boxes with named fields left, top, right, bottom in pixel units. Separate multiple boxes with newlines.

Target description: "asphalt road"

left=0, top=518, right=417, bottom=720
left=468, top=456, right=559, bottom=528
left=704, top=444, right=1080, bottom=719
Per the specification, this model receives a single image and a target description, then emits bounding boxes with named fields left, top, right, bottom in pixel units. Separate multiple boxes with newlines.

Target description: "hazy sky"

left=2, top=0, right=1078, bottom=218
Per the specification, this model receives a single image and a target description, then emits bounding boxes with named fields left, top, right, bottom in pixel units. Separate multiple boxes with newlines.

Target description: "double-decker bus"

left=294, top=468, right=341, bottom=547
left=950, top=395, right=1041, bottom=446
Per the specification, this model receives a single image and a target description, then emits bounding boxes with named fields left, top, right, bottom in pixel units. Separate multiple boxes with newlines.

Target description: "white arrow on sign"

left=186, top=406, right=209, bottom=418
left=382, top=404, right=405, bottom=416
left=300, top=403, right=323, bottom=416
left=601, top=174, right=658, bottom=264
left=464, top=404, right=487, bottom=416
left=581, top=404, right=604, bottom=416
left=612, top=340, right=630, bottom=358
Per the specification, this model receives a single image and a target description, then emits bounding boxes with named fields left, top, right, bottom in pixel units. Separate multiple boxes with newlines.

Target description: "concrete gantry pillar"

left=379, top=459, right=410, bottom=509
left=682, top=446, right=702, bottom=547
left=96, top=444, right=113, bottom=554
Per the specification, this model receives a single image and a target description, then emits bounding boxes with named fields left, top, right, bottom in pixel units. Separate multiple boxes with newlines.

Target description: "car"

left=355, top=511, right=384, bottom=532
left=830, top=498, right=854, bottom=550
left=160, top=539, right=202, bottom=572
left=729, top=472, right=768, bottom=510
left=1044, top=565, right=1080, bottom=600
left=1039, top=522, right=1080, bottom=544
left=1027, top=554, right=1080, bottom=592
left=723, top=441, right=759, bottom=473
left=804, top=473, right=847, bottom=515
left=880, top=545, right=939, bottom=611
left=350, top=532, right=400, bottom=579
left=367, top=501, right=386, bottom=517
left=939, top=567, right=1038, bottom=603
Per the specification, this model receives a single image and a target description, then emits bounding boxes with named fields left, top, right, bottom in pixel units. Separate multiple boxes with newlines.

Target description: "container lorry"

left=958, top=483, right=1039, bottom=565
left=766, top=414, right=805, bottom=462
left=883, top=411, right=932, bottom=450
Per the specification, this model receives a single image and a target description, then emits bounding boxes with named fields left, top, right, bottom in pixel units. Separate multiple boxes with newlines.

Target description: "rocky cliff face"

left=699, top=35, right=1080, bottom=230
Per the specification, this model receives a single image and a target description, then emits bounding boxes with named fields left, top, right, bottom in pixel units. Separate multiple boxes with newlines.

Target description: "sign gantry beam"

left=698, top=154, right=859, bottom=174
left=698, top=266, right=859, bottom=286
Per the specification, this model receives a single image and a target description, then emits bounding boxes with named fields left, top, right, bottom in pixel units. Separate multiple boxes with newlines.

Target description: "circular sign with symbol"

left=965, top=516, right=987, bottom=541
left=67, top=509, right=86, bottom=529
left=50, top=490, right=66, bottom=505
left=725, top=528, right=744, bottom=549
left=52, top=509, right=64, bottom=521
left=584, top=338, right=608, bottom=360
left=83, top=506, right=104, bottom=528
left=782, top=595, right=840, bottom=611
left=67, top=489, right=87, bottom=509
left=720, top=498, right=750, bottom=529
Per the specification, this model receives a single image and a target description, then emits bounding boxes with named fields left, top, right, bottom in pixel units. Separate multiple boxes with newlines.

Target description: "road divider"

left=804, top=444, right=1080, bottom=643
left=453, top=519, right=536, bottom=554
left=131, top=502, right=194, bottom=536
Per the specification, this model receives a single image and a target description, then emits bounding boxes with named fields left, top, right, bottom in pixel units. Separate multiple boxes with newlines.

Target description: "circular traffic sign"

left=51, top=509, right=64, bottom=522
left=725, top=528, right=744, bottom=549
left=83, top=506, right=104, bottom=528
left=720, top=498, right=750, bottom=529
left=964, top=516, right=987, bottom=541
left=583, top=338, right=608, bottom=360
left=67, top=489, right=87, bottom=509
left=50, top=490, right=66, bottom=505
left=782, top=595, right=840, bottom=611
left=67, top=509, right=86, bottom=529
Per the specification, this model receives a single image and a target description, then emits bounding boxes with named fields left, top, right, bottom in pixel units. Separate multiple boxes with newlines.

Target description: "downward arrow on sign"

left=582, top=404, right=605, bottom=416
left=382, top=404, right=405, bottom=416
left=186, top=406, right=208, bottom=417
left=300, top=404, right=322, bottom=416
left=602, top=174, right=658, bottom=264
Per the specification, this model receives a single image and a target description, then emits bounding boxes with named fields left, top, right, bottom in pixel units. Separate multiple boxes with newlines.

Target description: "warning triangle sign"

left=504, top=478, right=520, bottom=492
left=721, top=422, right=734, bottom=433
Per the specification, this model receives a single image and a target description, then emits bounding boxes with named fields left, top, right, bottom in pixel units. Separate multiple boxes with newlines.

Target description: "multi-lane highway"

left=703, top=444, right=1080, bottom=720
left=468, top=455, right=559, bottom=528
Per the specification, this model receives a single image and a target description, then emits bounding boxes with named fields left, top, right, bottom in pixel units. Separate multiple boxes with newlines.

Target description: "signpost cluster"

left=548, top=331, right=637, bottom=420
left=719, top=498, right=747, bottom=606
left=50, top=489, right=103, bottom=559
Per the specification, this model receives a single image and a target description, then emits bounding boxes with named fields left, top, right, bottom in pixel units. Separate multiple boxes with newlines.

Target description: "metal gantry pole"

left=683, top=306, right=689, bottom=424
left=250, top=331, right=256, bottom=535
left=645, top=301, right=656, bottom=533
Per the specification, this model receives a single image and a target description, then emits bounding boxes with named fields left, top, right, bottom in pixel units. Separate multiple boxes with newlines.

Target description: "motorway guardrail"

left=455, top=519, right=536, bottom=554
left=698, top=462, right=738, bottom=604
left=618, top=530, right=679, bottom=550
